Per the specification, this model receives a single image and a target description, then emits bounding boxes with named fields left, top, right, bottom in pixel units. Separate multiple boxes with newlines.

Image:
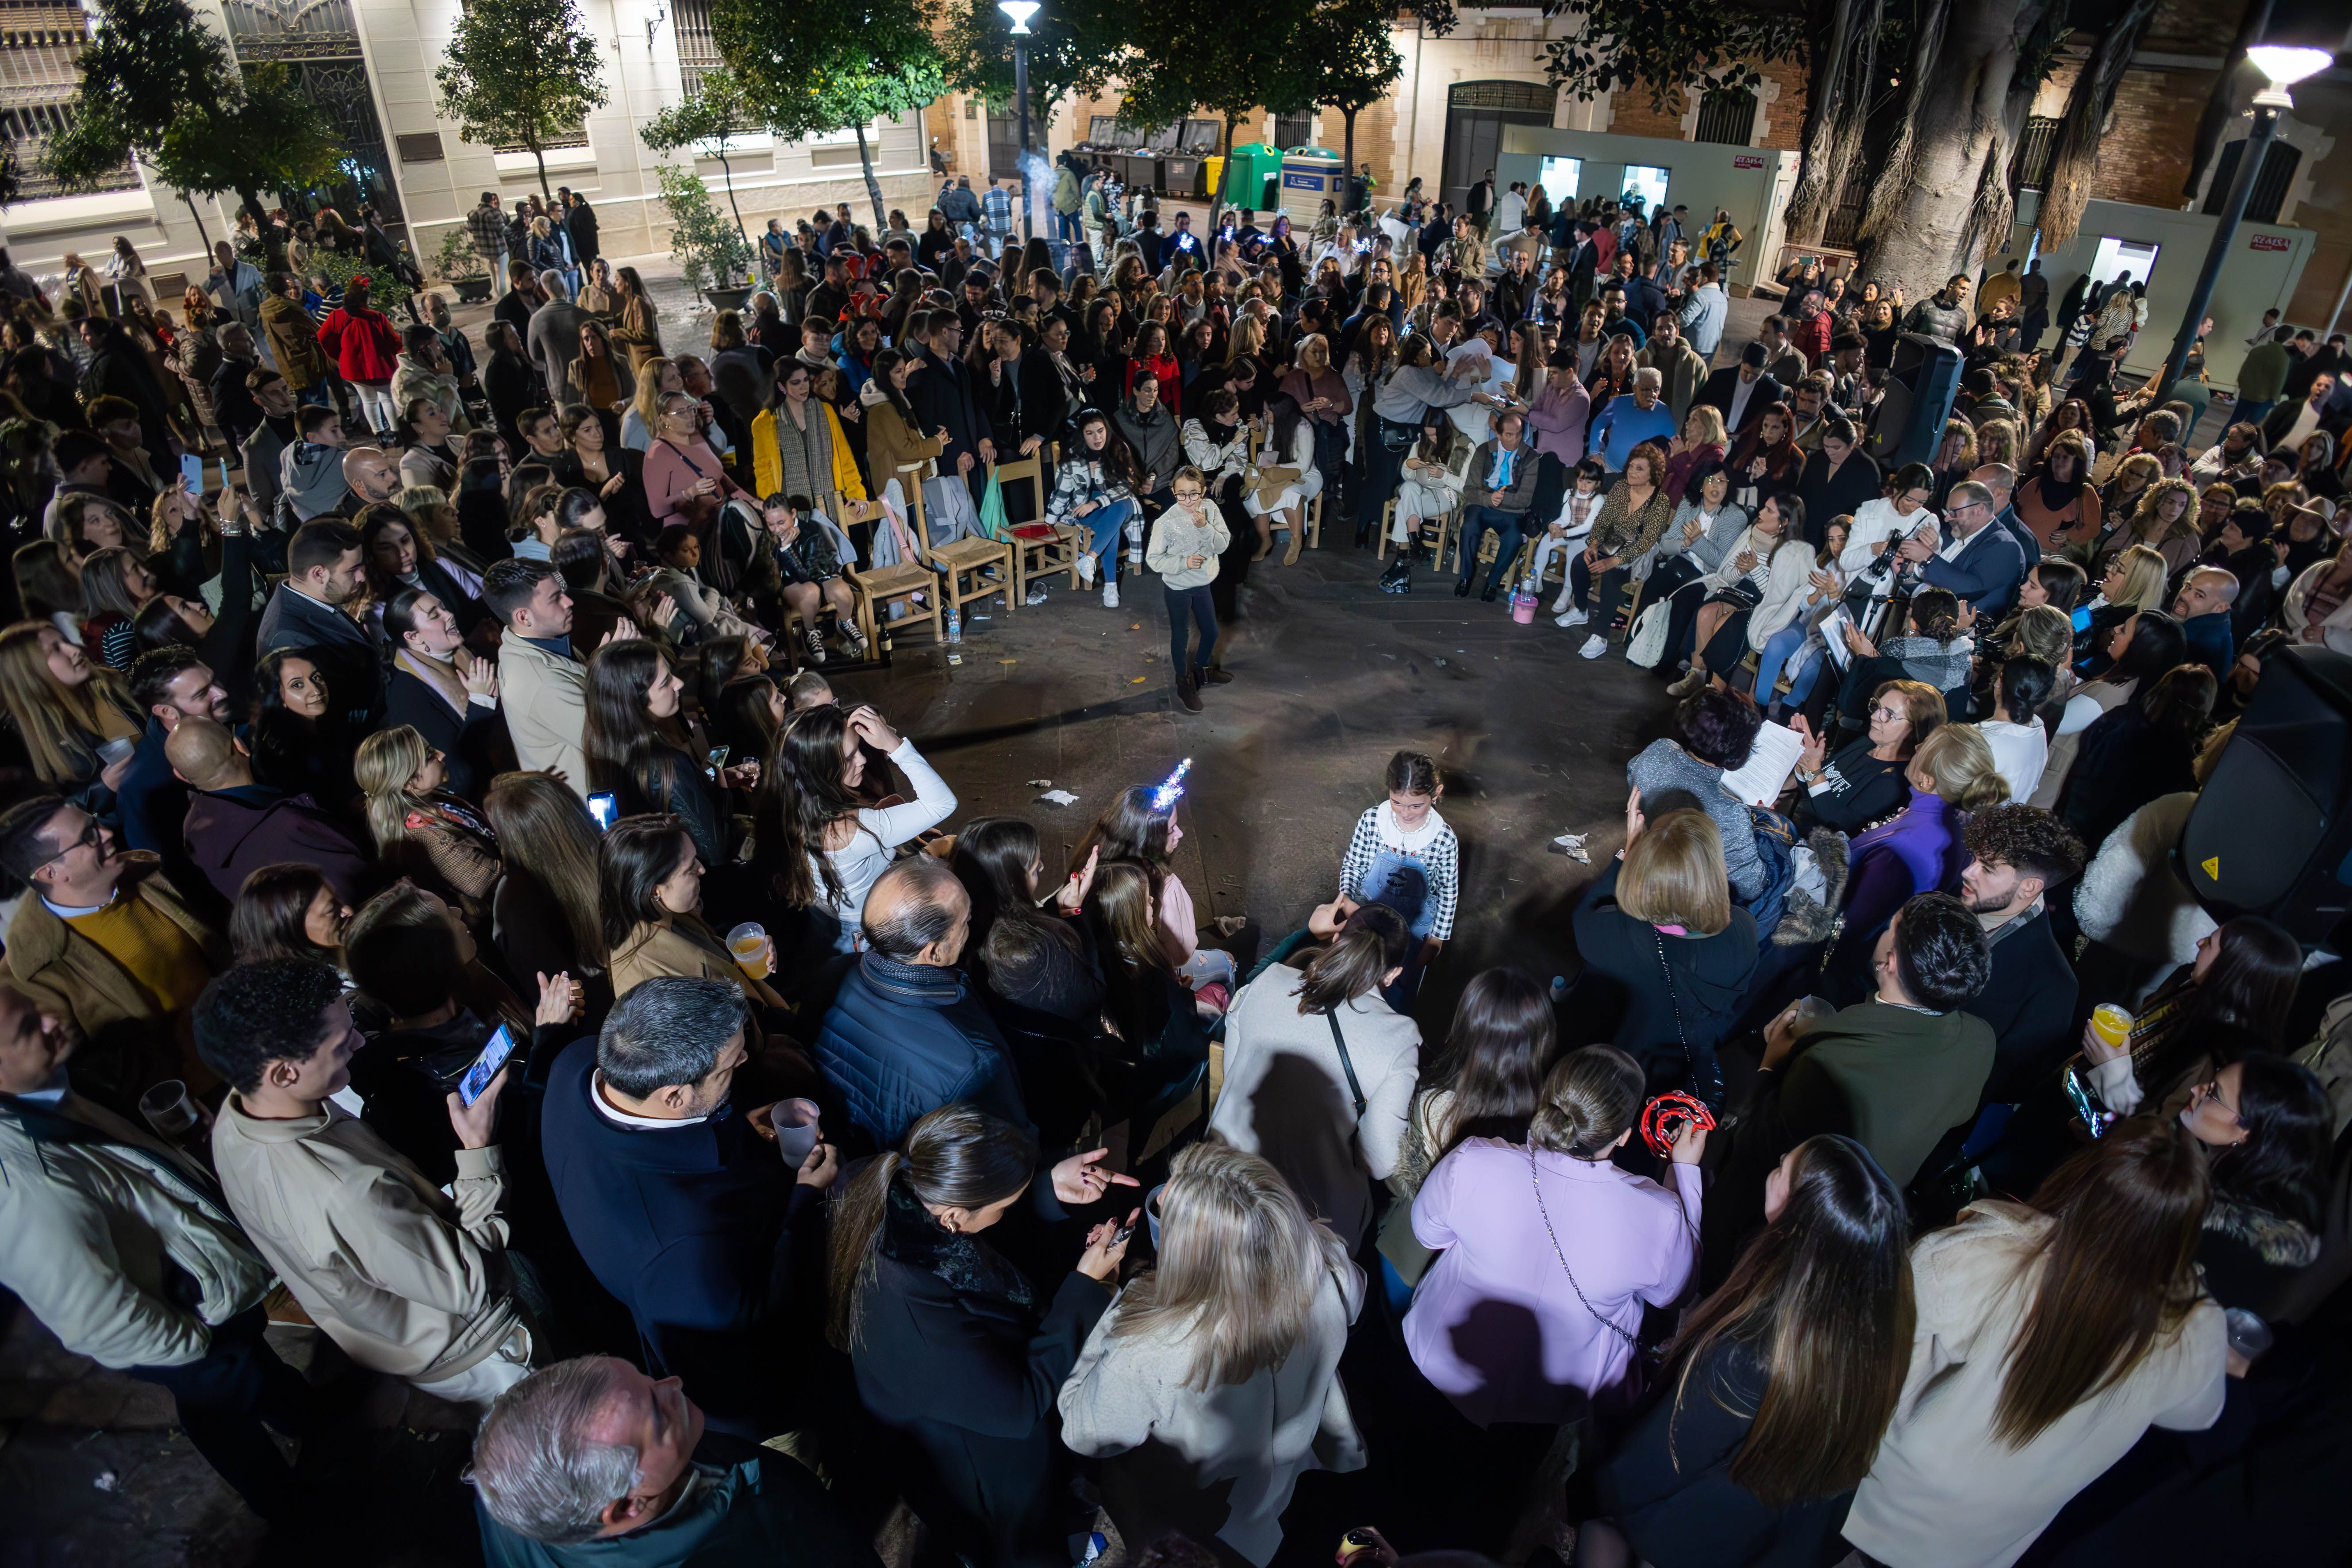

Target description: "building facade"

left=0, top=0, right=934, bottom=300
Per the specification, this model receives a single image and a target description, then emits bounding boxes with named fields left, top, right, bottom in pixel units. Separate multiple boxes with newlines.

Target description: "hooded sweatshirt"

left=1116, top=389, right=1181, bottom=490
left=280, top=440, right=352, bottom=523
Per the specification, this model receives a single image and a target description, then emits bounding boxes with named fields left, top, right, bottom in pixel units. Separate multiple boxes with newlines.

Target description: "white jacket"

left=0, top=1092, right=272, bottom=1369
left=1702, top=527, right=1817, bottom=649
left=1841, top=495, right=1941, bottom=576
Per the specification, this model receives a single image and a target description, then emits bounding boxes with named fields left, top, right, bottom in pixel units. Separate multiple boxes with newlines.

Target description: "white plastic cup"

left=726, top=922, right=771, bottom=981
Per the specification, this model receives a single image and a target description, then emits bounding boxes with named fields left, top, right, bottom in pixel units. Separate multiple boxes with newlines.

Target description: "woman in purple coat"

left=1404, top=1044, right=1704, bottom=1426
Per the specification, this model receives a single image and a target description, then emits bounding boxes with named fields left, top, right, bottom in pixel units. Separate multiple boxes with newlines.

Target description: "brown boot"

left=1176, top=675, right=1204, bottom=712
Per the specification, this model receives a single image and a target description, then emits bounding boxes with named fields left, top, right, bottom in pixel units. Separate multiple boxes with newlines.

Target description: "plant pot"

left=453, top=276, right=492, bottom=304
left=702, top=285, right=754, bottom=312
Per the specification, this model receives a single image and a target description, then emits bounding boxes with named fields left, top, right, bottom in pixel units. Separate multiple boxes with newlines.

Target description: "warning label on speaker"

left=2202, top=856, right=2220, bottom=880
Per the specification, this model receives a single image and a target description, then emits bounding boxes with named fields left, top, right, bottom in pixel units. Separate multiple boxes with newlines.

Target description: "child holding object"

left=1145, top=466, right=1231, bottom=714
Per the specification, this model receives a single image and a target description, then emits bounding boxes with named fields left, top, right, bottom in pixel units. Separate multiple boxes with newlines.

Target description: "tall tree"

left=641, top=69, right=763, bottom=246
left=1533, top=0, right=2141, bottom=301
left=43, top=0, right=337, bottom=265
left=1117, top=0, right=1317, bottom=226
left=937, top=0, right=1134, bottom=128
left=715, top=0, right=945, bottom=230
left=1299, top=0, right=1407, bottom=192
left=435, top=0, right=609, bottom=200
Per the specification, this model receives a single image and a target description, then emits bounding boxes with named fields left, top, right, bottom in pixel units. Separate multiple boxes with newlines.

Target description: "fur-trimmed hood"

left=2206, top=1192, right=2321, bottom=1269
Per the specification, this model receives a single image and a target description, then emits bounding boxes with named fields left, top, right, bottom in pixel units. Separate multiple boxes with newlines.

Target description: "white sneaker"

left=1026, top=585, right=1051, bottom=606
left=1102, top=580, right=1120, bottom=609
left=1554, top=606, right=1587, bottom=628
left=1076, top=554, right=1097, bottom=588
left=1580, top=634, right=1608, bottom=660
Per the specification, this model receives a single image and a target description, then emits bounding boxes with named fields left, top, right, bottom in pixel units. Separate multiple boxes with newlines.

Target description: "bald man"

left=169, top=718, right=369, bottom=905
left=2171, top=565, right=2241, bottom=680
left=341, top=446, right=400, bottom=509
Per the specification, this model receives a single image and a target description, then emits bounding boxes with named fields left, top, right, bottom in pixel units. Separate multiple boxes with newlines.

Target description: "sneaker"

left=1102, top=580, right=1119, bottom=609
left=802, top=628, right=828, bottom=665
left=842, top=629, right=870, bottom=660
left=1554, top=607, right=1588, bottom=629
left=1076, top=554, right=1097, bottom=588
left=1579, top=634, right=1608, bottom=660
left=1026, top=585, right=1051, bottom=606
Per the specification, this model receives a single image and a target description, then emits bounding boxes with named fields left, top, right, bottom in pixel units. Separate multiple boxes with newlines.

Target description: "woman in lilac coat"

left=1404, top=1044, right=1703, bottom=1426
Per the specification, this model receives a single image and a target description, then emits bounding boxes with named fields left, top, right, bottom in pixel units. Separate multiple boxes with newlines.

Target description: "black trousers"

left=127, top=1303, right=313, bottom=1521
left=1164, top=582, right=1218, bottom=674
left=1568, top=553, right=1631, bottom=616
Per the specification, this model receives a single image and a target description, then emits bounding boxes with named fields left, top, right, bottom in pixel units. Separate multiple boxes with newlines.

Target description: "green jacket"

left=477, top=1451, right=878, bottom=1568
left=1704, top=999, right=1993, bottom=1283
left=2236, top=341, right=2290, bottom=403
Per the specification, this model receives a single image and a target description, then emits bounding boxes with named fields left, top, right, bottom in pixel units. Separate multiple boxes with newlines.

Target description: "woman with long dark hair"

left=599, top=814, right=787, bottom=1035
left=2060, top=663, right=2216, bottom=852
left=2030, top=607, right=2188, bottom=811
left=1206, top=903, right=1417, bottom=1251
left=1844, top=1118, right=2225, bottom=1567
left=751, top=701, right=956, bottom=954
left=483, top=772, right=612, bottom=1024
left=1043, top=409, right=1143, bottom=606
left=2079, top=915, right=2302, bottom=1121
left=248, top=647, right=351, bottom=811
left=1583, top=1135, right=1913, bottom=1568
left=582, top=639, right=747, bottom=866
left=1082, top=858, right=1211, bottom=1161
left=228, top=861, right=353, bottom=970
left=831, top=1104, right=1132, bottom=1568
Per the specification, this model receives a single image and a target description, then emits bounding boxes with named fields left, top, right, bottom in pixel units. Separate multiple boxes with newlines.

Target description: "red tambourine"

left=1640, top=1091, right=1717, bottom=1159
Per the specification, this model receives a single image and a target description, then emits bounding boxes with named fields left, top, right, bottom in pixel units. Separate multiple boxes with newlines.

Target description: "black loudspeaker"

left=2181, top=646, right=2352, bottom=943
left=1862, top=333, right=1964, bottom=469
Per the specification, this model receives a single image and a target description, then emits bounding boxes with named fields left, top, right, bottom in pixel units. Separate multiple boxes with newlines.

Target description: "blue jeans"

left=1457, top=505, right=1528, bottom=592
left=1165, top=582, right=1217, bottom=673
left=1079, top=497, right=1134, bottom=575
left=1754, top=623, right=1809, bottom=700
left=2234, top=399, right=2275, bottom=433
left=1056, top=210, right=1082, bottom=243
left=1357, top=847, right=1438, bottom=1008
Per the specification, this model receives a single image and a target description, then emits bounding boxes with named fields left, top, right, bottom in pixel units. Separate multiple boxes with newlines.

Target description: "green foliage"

left=714, top=0, right=945, bottom=140
left=45, top=0, right=336, bottom=214
left=658, top=164, right=754, bottom=292
left=641, top=69, right=761, bottom=154
left=321, top=246, right=411, bottom=311
left=1537, top=0, right=1806, bottom=107
left=1118, top=0, right=1319, bottom=142
left=1301, top=0, right=1405, bottom=119
left=433, top=224, right=486, bottom=282
left=435, top=0, right=608, bottom=196
left=0, top=139, right=20, bottom=210
left=936, top=0, right=1133, bottom=125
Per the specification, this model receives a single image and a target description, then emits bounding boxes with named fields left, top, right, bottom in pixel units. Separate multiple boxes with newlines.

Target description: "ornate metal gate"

left=221, top=0, right=404, bottom=233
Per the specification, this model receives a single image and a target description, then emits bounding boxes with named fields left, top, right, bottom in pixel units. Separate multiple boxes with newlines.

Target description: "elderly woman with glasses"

left=643, top=392, right=754, bottom=527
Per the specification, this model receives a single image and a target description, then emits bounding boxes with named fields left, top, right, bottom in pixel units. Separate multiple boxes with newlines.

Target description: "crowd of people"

left=0, top=165, right=2348, bottom=1568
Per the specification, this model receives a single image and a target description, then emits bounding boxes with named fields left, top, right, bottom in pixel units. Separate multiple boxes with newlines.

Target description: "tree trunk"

left=237, top=187, right=286, bottom=273
left=1342, top=107, right=1357, bottom=212
left=531, top=143, right=551, bottom=201
left=716, top=144, right=749, bottom=246
left=2036, top=0, right=2158, bottom=250
left=853, top=124, right=887, bottom=232
left=1853, top=0, right=2049, bottom=304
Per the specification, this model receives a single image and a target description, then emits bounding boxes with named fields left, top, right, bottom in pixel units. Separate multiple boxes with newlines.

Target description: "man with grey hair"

left=524, top=269, right=594, bottom=400
left=540, top=976, right=838, bottom=1439
left=1969, top=461, right=2039, bottom=600
left=469, top=1355, right=875, bottom=1564
left=1900, top=476, right=2025, bottom=615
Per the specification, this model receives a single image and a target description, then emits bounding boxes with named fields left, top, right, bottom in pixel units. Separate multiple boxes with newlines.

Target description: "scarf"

left=878, top=1174, right=1035, bottom=1310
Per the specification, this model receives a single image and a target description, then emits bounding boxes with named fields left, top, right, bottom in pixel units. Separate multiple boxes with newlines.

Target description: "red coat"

left=1791, top=308, right=1833, bottom=367
left=317, top=304, right=402, bottom=384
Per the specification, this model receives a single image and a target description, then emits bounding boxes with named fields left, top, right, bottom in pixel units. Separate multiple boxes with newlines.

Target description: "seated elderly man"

left=469, top=1356, right=877, bottom=1567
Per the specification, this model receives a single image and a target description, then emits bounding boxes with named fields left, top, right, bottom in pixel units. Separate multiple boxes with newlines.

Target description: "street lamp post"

left=2157, top=36, right=2337, bottom=400
left=1000, top=1, right=1039, bottom=245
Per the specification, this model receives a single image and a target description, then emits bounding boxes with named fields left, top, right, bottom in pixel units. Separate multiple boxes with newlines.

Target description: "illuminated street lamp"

left=1001, top=0, right=1040, bottom=243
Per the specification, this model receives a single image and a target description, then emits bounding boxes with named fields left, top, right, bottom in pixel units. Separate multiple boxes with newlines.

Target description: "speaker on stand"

left=1863, top=332, right=1964, bottom=469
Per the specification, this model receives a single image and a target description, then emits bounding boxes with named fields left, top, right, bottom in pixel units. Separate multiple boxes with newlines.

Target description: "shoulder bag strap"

left=1326, top=1007, right=1368, bottom=1120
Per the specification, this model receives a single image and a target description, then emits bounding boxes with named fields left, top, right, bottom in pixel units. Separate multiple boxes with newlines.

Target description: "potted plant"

left=434, top=225, right=492, bottom=304
left=660, top=165, right=757, bottom=311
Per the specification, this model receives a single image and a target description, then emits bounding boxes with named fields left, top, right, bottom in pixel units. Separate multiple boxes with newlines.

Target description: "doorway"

left=1621, top=164, right=1671, bottom=216
left=1440, top=80, right=1555, bottom=213
left=1537, top=156, right=1582, bottom=214
left=2087, top=236, right=2159, bottom=293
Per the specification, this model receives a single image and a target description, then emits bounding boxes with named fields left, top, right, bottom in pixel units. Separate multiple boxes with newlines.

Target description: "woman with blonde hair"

left=1827, top=724, right=2009, bottom=985
left=2081, top=543, right=2170, bottom=671
left=0, top=619, right=141, bottom=786
left=1059, top=1140, right=1364, bottom=1568
left=2102, top=475, right=2201, bottom=576
left=1222, top=315, right=1266, bottom=370
left=356, top=724, right=501, bottom=920
left=1573, top=800, right=1758, bottom=1099
left=1406, top=1044, right=1704, bottom=1425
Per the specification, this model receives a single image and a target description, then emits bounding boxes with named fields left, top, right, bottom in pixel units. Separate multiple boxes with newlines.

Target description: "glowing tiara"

left=1152, top=758, right=1191, bottom=812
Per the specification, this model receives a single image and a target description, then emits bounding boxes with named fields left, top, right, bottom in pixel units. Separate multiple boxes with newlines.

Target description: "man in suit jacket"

left=907, top=310, right=997, bottom=501
left=238, top=373, right=299, bottom=522
left=484, top=558, right=595, bottom=797
left=254, top=517, right=386, bottom=733
left=1905, top=480, right=2027, bottom=616
left=1756, top=315, right=1808, bottom=388
left=1694, top=343, right=1786, bottom=436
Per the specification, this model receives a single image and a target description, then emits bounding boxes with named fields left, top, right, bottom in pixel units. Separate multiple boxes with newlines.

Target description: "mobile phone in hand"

left=588, top=792, right=620, bottom=831
left=457, top=1025, right=518, bottom=1106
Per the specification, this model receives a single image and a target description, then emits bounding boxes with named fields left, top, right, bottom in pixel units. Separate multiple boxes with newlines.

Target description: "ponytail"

left=826, top=1151, right=903, bottom=1352
left=1529, top=1045, right=1645, bottom=1158
left=1294, top=902, right=1410, bottom=1015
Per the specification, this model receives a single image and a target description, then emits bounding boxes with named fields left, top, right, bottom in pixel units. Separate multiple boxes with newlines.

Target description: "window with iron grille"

left=2013, top=116, right=2060, bottom=190
left=2203, top=137, right=2302, bottom=225
left=1449, top=80, right=1554, bottom=113
left=1691, top=87, right=1756, bottom=146
left=1272, top=111, right=1314, bottom=150
left=673, top=0, right=722, bottom=104
left=0, top=4, right=138, bottom=199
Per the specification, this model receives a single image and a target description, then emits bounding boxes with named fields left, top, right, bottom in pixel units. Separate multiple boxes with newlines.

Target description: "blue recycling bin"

left=1278, top=147, right=1343, bottom=225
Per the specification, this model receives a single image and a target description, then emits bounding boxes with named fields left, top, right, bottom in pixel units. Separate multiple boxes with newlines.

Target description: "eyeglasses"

left=43, top=817, right=101, bottom=867
left=1868, top=706, right=1906, bottom=723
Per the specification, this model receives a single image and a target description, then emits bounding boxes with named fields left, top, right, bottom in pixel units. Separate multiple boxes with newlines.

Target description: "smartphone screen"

left=178, top=452, right=204, bottom=492
left=457, top=1025, right=517, bottom=1106
left=707, top=745, right=730, bottom=771
left=588, top=792, right=620, bottom=831
left=216, top=458, right=231, bottom=494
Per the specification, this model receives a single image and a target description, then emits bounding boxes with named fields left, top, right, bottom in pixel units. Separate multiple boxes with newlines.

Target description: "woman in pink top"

left=1406, top=1044, right=1703, bottom=1425
left=1073, top=783, right=1234, bottom=995
left=642, top=391, right=754, bottom=526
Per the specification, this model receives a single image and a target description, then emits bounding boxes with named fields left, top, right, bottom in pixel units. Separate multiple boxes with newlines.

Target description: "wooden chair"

left=994, top=455, right=1081, bottom=601
left=909, top=477, right=1017, bottom=622
left=845, top=475, right=945, bottom=649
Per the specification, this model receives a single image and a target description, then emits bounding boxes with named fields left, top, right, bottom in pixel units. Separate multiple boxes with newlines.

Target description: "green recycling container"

left=1221, top=143, right=1284, bottom=213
